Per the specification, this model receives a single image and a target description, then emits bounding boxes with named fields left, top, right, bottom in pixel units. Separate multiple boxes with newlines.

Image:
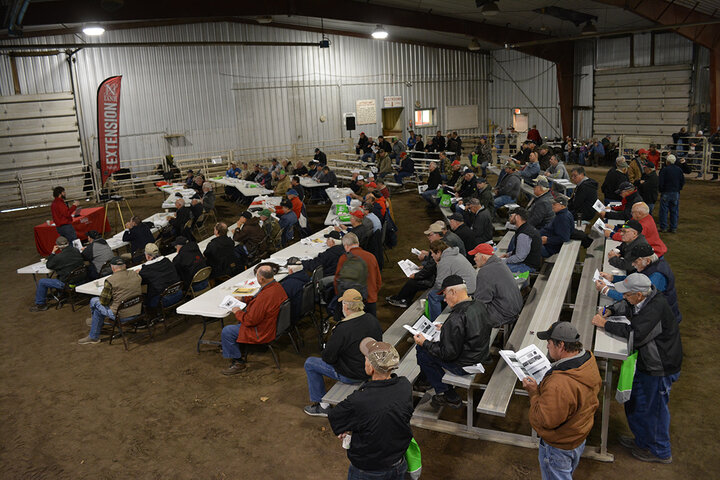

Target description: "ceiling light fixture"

left=82, top=25, right=105, bottom=36
left=256, top=16, right=273, bottom=24
left=371, top=25, right=388, bottom=39
left=581, top=21, right=597, bottom=35
left=468, top=39, right=481, bottom=51
left=482, top=1, right=500, bottom=16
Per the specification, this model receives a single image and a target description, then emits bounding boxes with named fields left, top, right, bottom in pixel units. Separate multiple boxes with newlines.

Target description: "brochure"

left=593, top=269, right=614, bottom=287
left=219, top=295, right=247, bottom=311
left=397, top=259, right=421, bottom=277
left=499, top=344, right=552, bottom=384
left=403, top=315, right=441, bottom=342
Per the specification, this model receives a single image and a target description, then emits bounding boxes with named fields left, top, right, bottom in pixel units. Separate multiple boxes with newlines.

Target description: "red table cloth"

left=34, top=206, right=112, bottom=256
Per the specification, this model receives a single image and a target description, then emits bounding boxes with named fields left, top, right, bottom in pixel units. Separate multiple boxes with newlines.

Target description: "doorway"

left=382, top=107, right=404, bottom=138
left=513, top=113, right=528, bottom=137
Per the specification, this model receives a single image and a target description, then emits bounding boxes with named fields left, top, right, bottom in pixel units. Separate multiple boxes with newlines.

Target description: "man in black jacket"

left=122, top=216, right=155, bottom=260
left=171, top=236, right=208, bottom=292
left=456, top=168, right=478, bottom=199
left=462, top=198, right=493, bottom=245
left=592, top=274, right=681, bottom=464
left=30, top=236, right=86, bottom=311
left=447, top=212, right=478, bottom=259
left=502, top=207, right=543, bottom=274
left=166, top=198, right=193, bottom=238
left=328, top=338, right=413, bottom=478
left=568, top=167, right=599, bottom=223
left=303, top=289, right=382, bottom=417
left=204, top=222, right=235, bottom=280
left=602, top=181, right=644, bottom=223
left=601, top=157, right=630, bottom=203
left=421, top=161, right=442, bottom=207
left=313, top=148, right=327, bottom=166
left=139, top=242, right=182, bottom=308
left=377, top=135, right=392, bottom=154
left=386, top=244, right=436, bottom=309
left=635, top=162, right=659, bottom=214
left=413, top=275, right=493, bottom=408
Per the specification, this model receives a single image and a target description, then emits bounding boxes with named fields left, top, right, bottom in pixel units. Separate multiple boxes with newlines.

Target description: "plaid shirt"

left=99, top=280, right=113, bottom=307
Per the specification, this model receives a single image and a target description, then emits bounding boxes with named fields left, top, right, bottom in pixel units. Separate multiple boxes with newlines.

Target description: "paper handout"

left=593, top=269, right=614, bottom=287
left=219, top=295, right=247, bottom=311
left=592, top=199, right=610, bottom=213
left=403, top=315, right=441, bottom=342
left=592, top=218, right=612, bottom=236
left=499, top=344, right=552, bottom=384
left=410, top=248, right=422, bottom=256
left=398, top=259, right=422, bottom=278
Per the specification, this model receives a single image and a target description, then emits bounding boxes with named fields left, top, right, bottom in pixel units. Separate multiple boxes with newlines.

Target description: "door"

left=382, top=107, right=404, bottom=138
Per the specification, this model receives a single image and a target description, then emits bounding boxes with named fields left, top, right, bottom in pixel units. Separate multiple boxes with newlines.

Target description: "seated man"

left=318, top=166, right=337, bottom=187
left=139, top=242, right=182, bottom=308
left=122, top=215, right=155, bottom=262
left=493, top=161, right=522, bottom=209
left=501, top=207, right=543, bottom=274
left=461, top=198, right=493, bottom=246
left=220, top=264, right=288, bottom=374
left=526, top=176, right=555, bottom=229
left=608, top=219, right=652, bottom=274
left=386, top=245, right=436, bottom=309
left=596, top=243, right=681, bottom=324
left=303, top=289, right=383, bottom=417
left=273, top=170, right=291, bottom=196
left=201, top=182, right=215, bottom=213
left=606, top=202, right=666, bottom=259
left=420, top=161, right=442, bottom=207
left=30, top=236, right=85, bottom=312
left=472, top=177, right=494, bottom=215
left=185, top=169, right=196, bottom=187
left=455, top=168, right=477, bottom=199
left=470, top=243, right=523, bottom=327
left=425, top=240, right=476, bottom=321
left=333, top=233, right=382, bottom=318
left=78, top=257, right=142, bottom=345
left=204, top=222, right=236, bottom=280
left=425, top=220, right=466, bottom=257
left=278, top=199, right=299, bottom=245
left=166, top=198, right=193, bottom=238
left=171, top=236, right=208, bottom=292
left=294, top=160, right=309, bottom=176
left=539, top=195, right=574, bottom=258
left=601, top=181, right=643, bottom=223
left=393, top=153, right=415, bottom=184
left=567, top=167, right=599, bottom=223
left=82, top=230, right=113, bottom=279
left=259, top=208, right=282, bottom=251
left=447, top=212, right=478, bottom=258
left=349, top=174, right=370, bottom=199
left=520, top=151, right=541, bottom=182
left=335, top=209, right=372, bottom=251
left=233, top=211, right=265, bottom=263
left=413, top=275, right=492, bottom=408
left=290, top=176, right=305, bottom=201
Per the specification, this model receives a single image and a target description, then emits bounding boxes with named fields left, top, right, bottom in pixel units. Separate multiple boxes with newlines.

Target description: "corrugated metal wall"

left=0, top=22, right=489, bottom=165
left=489, top=49, right=561, bottom=141
left=574, top=40, right=594, bottom=140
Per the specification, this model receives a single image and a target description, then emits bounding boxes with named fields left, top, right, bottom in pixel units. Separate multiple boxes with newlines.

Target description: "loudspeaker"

left=345, top=116, right=356, bottom=131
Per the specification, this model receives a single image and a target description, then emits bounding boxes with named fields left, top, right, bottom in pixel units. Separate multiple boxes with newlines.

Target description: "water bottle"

left=346, top=195, right=351, bottom=206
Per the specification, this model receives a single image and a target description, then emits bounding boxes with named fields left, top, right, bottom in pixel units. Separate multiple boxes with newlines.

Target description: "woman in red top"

left=51, top=186, right=79, bottom=241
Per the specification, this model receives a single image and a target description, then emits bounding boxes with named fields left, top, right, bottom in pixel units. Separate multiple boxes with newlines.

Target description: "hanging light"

left=581, top=21, right=597, bottom=35
left=371, top=25, right=388, bottom=39
left=481, top=1, right=500, bottom=16
left=82, top=25, right=105, bottom=36
left=468, top=39, right=481, bottom=51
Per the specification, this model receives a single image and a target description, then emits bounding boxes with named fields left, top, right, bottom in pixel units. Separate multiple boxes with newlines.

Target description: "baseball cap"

left=287, top=189, right=298, bottom=196
left=423, top=222, right=444, bottom=235
left=463, top=167, right=473, bottom=174
left=613, top=272, right=652, bottom=293
left=448, top=212, right=464, bottom=222
left=534, top=175, right=549, bottom=188
left=537, top=321, right=580, bottom=343
left=324, top=230, right=342, bottom=239
left=468, top=243, right=494, bottom=256
left=630, top=243, right=654, bottom=258
left=287, top=256, right=303, bottom=266
left=110, top=256, right=125, bottom=266
left=55, top=236, right=69, bottom=248
left=622, top=219, right=643, bottom=233
left=476, top=177, right=488, bottom=184
left=503, top=161, right=518, bottom=170
left=350, top=209, right=365, bottom=219
left=451, top=160, right=461, bottom=166
left=638, top=148, right=648, bottom=155
left=551, top=193, right=568, bottom=206
left=360, top=338, right=400, bottom=373
left=615, top=181, right=634, bottom=194
left=259, top=208, right=272, bottom=217
left=280, top=199, right=293, bottom=209
left=510, top=206, right=528, bottom=220
left=339, top=288, right=364, bottom=302
left=437, top=274, right=465, bottom=294
left=241, top=211, right=253, bottom=220
left=642, top=161, right=655, bottom=169
left=145, top=242, right=160, bottom=256
left=172, top=236, right=189, bottom=247
left=357, top=175, right=365, bottom=181
left=87, top=230, right=101, bottom=240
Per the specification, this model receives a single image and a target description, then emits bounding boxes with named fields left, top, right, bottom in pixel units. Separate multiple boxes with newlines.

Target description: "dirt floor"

left=1, top=169, right=719, bottom=479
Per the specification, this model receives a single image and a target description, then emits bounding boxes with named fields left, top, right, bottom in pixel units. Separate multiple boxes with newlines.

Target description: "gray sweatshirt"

left=434, top=246, right=477, bottom=292
left=473, top=255, right=523, bottom=326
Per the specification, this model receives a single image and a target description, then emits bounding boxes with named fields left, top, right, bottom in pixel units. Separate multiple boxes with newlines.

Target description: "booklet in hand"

left=397, top=259, right=421, bottom=278
left=403, top=315, right=441, bottom=342
left=593, top=269, right=613, bottom=287
left=499, top=344, right=552, bottom=384
left=219, top=295, right=247, bottom=311
left=592, top=199, right=609, bottom=213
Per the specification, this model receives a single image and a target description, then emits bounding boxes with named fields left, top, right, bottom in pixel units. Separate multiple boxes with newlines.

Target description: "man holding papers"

left=521, top=321, right=601, bottom=480
left=413, top=275, right=492, bottom=409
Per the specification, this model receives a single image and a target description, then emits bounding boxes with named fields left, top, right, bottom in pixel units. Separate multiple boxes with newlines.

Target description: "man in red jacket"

left=51, top=186, right=80, bottom=241
left=334, top=233, right=382, bottom=318
left=220, top=264, right=288, bottom=375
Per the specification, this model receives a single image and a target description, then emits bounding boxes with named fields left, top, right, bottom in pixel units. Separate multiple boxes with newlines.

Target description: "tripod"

left=102, top=196, right=134, bottom=235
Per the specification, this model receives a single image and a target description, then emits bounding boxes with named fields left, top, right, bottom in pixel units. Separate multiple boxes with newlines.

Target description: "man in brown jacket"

left=233, top=212, right=265, bottom=263
left=521, top=321, right=602, bottom=479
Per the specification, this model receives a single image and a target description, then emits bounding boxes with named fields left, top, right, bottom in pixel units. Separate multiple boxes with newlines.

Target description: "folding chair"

left=55, top=265, right=89, bottom=311
left=153, top=281, right=185, bottom=333
left=108, top=295, right=151, bottom=350
left=186, top=266, right=212, bottom=299
left=256, top=299, right=295, bottom=369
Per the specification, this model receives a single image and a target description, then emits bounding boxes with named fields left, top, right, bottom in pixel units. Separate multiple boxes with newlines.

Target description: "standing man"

left=328, top=338, right=413, bottom=480
left=303, top=289, right=383, bottom=417
left=635, top=162, right=659, bottom=214
left=78, top=256, right=142, bottom=345
left=527, top=124, right=542, bottom=144
left=51, top=186, right=80, bottom=242
left=657, top=154, right=684, bottom=233
left=521, top=321, right=602, bottom=479
left=592, top=274, right=682, bottom=464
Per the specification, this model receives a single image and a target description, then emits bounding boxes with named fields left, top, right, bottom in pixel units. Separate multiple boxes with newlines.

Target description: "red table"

left=33, top=206, right=112, bottom=256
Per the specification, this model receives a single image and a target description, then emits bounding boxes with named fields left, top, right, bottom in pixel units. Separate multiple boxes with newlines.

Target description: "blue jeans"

left=421, top=189, right=438, bottom=206
left=538, top=439, right=584, bottom=480
left=658, top=192, right=679, bottom=230
left=361, top=153, right=375, bottom=162
left=506, top=262, right=534, bottom=274
left=394, top=171, right=413, bottom=183
left=147, top=289, right=183, bottom=308
left=647, top=203, right=654, bottom=215
left=221, top=323, right=245, bottom=360
left=348, top=458, right=407, bottom=480
left=35, top=278, right=64, bottom=305
left=304, top=356, right=362, bottom=403
left=625, top=371, right=679, bottom=459
left=426, top=288, right=443, bottom=321
left=415, top=344, right=467, bottom=395
left=89, top=296, right=138, bottom=340
left=56, top=223, right=78, bottom=242
left=494, top=195, right=514, bottom=209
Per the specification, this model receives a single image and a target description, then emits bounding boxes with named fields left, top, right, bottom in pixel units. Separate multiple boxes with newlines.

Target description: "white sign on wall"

left=356, top=99, right=377, bottom=125
left=383, top=96, right=402, bottom=108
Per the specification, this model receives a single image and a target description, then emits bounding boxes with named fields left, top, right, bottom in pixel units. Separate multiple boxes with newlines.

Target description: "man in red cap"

left=470, top=243, right=523, bottom=327
left=335, top=208, right=372, bottom=251
left=445, top=159, right=463, bottom=188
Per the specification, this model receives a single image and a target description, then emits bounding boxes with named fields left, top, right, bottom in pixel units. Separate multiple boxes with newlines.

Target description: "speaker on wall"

left=345, top=116, right=356, bottom=131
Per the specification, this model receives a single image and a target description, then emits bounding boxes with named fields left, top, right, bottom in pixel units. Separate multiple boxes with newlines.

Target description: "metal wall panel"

left=2, top=22, right=489, bottom=166
left=633, top=34, right=652, bottom=67
left=654, top=33, right=693, bottom=66
left=489, top=49, right=561, bottom=141
left=596, top=37, right=631, bottom=70
left=574, top=40, right=594, bottom=140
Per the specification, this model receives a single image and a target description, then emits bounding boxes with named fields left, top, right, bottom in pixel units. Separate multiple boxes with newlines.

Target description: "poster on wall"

left=384, top=96, right=402, bottom=108
left=356, top=99, right=377, bottom=125
left=97, top=75, right=122, bottom=185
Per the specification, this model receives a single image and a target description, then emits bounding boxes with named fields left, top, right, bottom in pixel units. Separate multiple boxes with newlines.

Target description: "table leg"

left=600, top=359, right=614, bottom=457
